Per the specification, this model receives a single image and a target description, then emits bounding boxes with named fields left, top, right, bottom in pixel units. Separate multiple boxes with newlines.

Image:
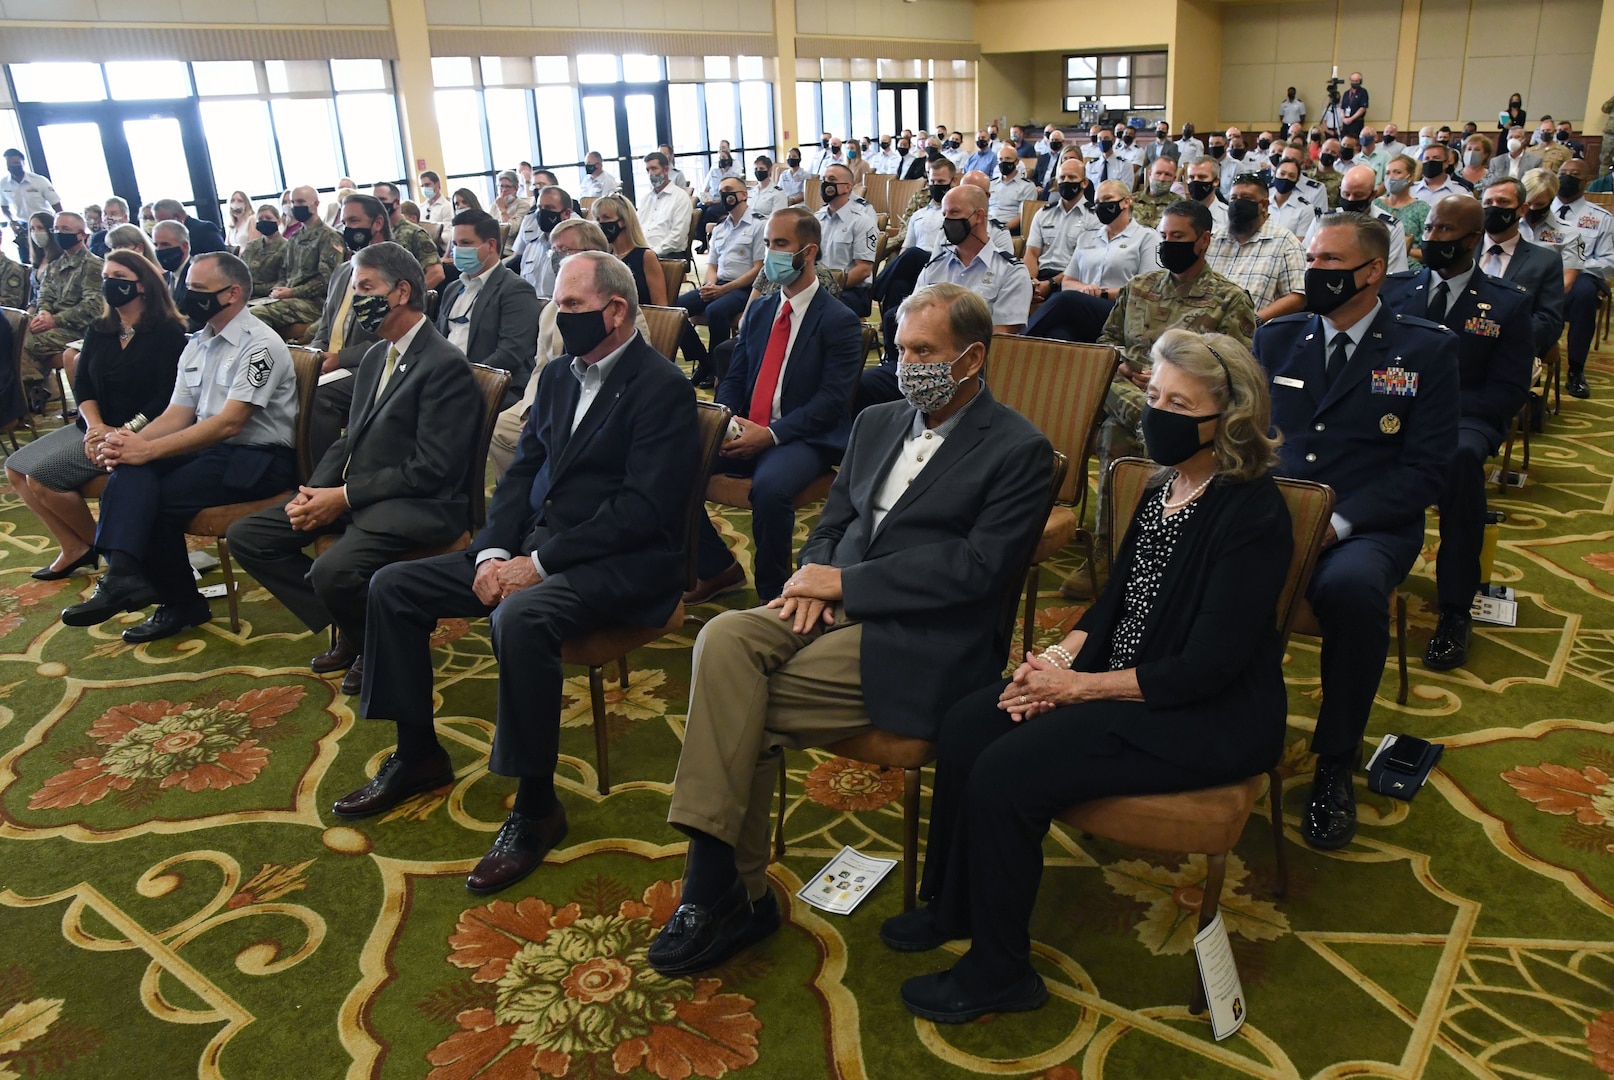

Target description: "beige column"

left=1581, top=0, right=1614, bottom=131
left=390, top=0, right=444, bottom=199
left=773, top=0, right=798, bottom=155
left=1390, top=0, right=1420, bottom=129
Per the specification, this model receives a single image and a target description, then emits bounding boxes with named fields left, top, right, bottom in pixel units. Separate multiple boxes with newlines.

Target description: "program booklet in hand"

left=797, top=847, right=898, bottom=915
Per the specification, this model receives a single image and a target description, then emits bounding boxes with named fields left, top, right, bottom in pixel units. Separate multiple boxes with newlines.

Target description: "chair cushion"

left=562, top=603, right=685, bottom=668
left=706, top=471, right=836, bottom=511
left=187, top=493, right=293, bottom=537
left=1032, top=505, right=1081, bottom=563
left=1055, top=775, right=1265, bottom=855
left=825, top=730, right=936, bottom=770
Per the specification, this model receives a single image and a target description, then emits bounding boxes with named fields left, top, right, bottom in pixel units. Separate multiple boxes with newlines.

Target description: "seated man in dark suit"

left=153, top=198, right=226, bottom=255
left=1380, top=195, right=1534, bottom=671
left=1253, top=212, right=1458, bottom=851
left=304, top=193, right=391, bottom=465
left=331, top=251, right=699, bottom=894
left=152, top=220, right=197, bottom=331
left=688, top=207, right=863, bottom=605
left=1480, top=178, right=1566, bottom=355
left=227, top=242, right=482, bottom=696
left=437, top=209, right=541, bottom=409
left=647, top=283, right=1053, bottom=978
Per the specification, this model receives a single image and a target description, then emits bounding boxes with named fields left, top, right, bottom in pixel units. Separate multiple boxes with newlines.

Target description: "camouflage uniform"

left=391, top=218, right=442, bottom=277
left=240, top=236, right=288, bottom=299
left=1539, top=142, right=1572, bottom=176
left=1307, top=166, right=1343, bottom=210
left=253, top=217, right=343, bottom=332
left=1130, top=190, right=1179, bottom=230
left=1094, top=265, right=1257, bottom=538
left=0, top=248, right=26, bottom=310
left=24, top=245, right=104, bottom=373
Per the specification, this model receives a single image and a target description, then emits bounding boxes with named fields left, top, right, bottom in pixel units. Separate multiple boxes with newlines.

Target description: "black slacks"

left=920, top=680, right=1242, bottom=989
left=361, top=551, right=599, bottom=777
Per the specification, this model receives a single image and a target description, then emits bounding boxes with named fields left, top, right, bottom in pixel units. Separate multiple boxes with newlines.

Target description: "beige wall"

left=423, top=0, right=771, bottom=31
left=796, top=0, right=974, bottom=39
left=0, top=0, right=384, bottom=22
left=1220, top=0, right=1400, bottom=129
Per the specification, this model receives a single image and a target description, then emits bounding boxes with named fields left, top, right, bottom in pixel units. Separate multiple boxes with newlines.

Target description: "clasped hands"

left=1117, top=361, right=1152, bottom=390
left=95, top=428, right=154, bottom=468
left=286, top=485, right=349, bottom=531
left=718, top=417, right=773, bottom=460
left=27, top=310, right=56, bottom=333
left=473, top=556, right=541, bottom=607
left=769, top=564, right=842, bottom=634
left=998, top=651, right=1091, bottom=722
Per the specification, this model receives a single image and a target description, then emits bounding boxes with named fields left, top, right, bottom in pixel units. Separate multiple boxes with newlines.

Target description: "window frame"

left=1063, top=50, right=1167, bottom=113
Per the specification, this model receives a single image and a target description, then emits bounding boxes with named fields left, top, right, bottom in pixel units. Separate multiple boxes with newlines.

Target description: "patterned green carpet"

left=1, top=349, right=1612, bottom=1080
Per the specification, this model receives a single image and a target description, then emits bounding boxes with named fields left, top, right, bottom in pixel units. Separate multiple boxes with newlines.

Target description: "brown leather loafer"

left=466, top=805, right=569, bottom=894
left=683, top=560, right=747, bottom=606
left=339, top=654, right=365, bottom=696
left=331, top=749, right=455, bottom=819
left=311, top=635, right=357, bottom=674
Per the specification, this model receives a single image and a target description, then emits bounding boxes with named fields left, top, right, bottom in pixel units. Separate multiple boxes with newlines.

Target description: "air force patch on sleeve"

left=245, top=347, right=273, bottom=388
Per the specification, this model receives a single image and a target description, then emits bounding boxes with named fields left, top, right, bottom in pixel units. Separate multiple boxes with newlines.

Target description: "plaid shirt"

left=1206, top=218, right=1306, bottom=311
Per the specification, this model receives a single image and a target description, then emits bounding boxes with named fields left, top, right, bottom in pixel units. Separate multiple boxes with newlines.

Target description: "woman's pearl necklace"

left=1162, top=469, right=1216, bottom=510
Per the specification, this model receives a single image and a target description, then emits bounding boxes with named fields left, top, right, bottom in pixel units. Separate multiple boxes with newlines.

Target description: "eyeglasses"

left=1231, top=172, right=1270, bottom=190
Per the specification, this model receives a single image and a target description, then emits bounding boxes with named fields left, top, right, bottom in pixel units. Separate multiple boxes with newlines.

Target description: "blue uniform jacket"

left=1253, top=305, right=1459, bottom=537
left=1379, top=268, right=1534, bottom=441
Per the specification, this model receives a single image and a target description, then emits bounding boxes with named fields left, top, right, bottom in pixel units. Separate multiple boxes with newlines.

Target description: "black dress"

left=917, top=474, right=1293, bottom=990
left=622, top=246, right=652, bottom=305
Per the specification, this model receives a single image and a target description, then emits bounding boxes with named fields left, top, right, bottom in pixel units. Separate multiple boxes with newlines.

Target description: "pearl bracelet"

left=1040, top=644, right=1074, bottom=669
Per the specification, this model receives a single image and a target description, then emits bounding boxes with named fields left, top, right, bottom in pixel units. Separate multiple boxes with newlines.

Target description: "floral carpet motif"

left=0, top=350, right=1611, bottom=1078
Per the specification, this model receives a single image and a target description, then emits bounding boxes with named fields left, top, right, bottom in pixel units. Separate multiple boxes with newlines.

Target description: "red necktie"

left=748, top=299, right=792, bottom=427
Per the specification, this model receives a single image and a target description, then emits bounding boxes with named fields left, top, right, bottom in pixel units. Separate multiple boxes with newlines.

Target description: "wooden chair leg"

left=773, top=752, right=787, bottom=860
left=1267, top=769, right=1288, bottom=898
left=1521, top=412, right=1531, bottom=472
left=1081, top=531, right=1100, bottom=599
left=217, top=540, right=240, bottom=634
left=1395, top=593, right=1409, bottom=705
left=1190, top=851, right=1228, bottom=1015
left=1497, top=428, right=1515, bottom=495
left=903, top=766, right=921, bottom=912
left=616, top=656, right=629, bottom=690
left=1021, top=564, right=1039, bottom=657
left=589, top=665, right=610, bottom=795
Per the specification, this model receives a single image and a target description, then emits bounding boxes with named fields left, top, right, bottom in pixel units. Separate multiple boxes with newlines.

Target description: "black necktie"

left=1559, top=204, right=1572, bottom=220
left=1485, top=243, right=1505, bottom=276
left=1326, top=333, right=1350, bottom=386
left=1428, top=280, right=1450, bottom=323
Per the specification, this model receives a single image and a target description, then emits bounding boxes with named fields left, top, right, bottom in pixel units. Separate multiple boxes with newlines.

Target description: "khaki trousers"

left=488, top=401, right=524, bottom=481
left=668, top=605, right=875, bottom=897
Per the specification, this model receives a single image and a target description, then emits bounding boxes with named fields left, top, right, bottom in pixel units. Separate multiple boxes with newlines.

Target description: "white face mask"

left=1507, top=138, right=1524, bottom=154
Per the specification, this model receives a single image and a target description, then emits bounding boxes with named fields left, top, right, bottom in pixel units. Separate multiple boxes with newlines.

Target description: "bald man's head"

left=1340, top=165, right=1378, bottom=203
left=944, top=184, right=989, bottom=216
left=1431, top=193, right=1482, bottom=235
left=961, top=170, right=991, bottom=194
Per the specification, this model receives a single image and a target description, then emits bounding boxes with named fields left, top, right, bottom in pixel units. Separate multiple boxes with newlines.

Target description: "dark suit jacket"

left=1074, top=474, right=1292, bottom=777
left=167, top=260, right=201, bottom=333
left=798, top=389, right=1053, bottom=739
left=1496, top=235, right=1567, bottom=356
left=1380, top=267, right=1534, bottom=440
left=473, top=333, right=698, bottom=626
left=307, top=319, right=481, bottom=542
left=436, top=263, right=540, bottom=406
left=715, top=285, right=861, bottom=457
left=1253, top=306, right=1459, bottom=538
left=900, top=156, right=927, bottom=181
left=310, top=261, right=380, bottom=371
left=185, top=217, right=227, bottom=255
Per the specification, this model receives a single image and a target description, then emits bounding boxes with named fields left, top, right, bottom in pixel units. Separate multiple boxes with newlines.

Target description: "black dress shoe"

left=339, top=655, right=365, bottom=696
left=122, top=599, right=212, bottom=643
left=61, top=571, right=158, bottom=627
left=311, top=636, right=357, bottom=674
left=691, top=373, right=716, bottom=390
left=1301, top=757, right=1358, bottom=850
left=466, top=806, right=569, bottom=893
left=1424, top=608, right=1472, bottom=671
left=647, top=877, right=753, bottom=976
left=331, top=750, right=455, bottom=818
left=1568, top=373, right=1591, bottom=399
left=900, top=969, right=1049, bottom=1024
left=32, top=548, right=99, bottom=581
left=734, top=886, right=783, bottom=952
left=880, top=905, right=965, bottom=953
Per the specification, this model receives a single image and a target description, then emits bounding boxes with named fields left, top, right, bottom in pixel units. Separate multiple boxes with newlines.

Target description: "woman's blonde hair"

left=106, top=223, right=157, bottom=265
left=590, top=193, right=649, bottom=249
left=1149, top=328, right=1281, bottom=482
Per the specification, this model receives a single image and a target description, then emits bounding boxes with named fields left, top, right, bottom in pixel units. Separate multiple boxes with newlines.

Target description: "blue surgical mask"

left=762, top=248, right=804, bottom=286
left=453, top=244, right=485, bottom=275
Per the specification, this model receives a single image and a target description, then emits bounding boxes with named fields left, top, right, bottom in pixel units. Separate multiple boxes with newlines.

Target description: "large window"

left=1064, top=51, right=1166, bottom=112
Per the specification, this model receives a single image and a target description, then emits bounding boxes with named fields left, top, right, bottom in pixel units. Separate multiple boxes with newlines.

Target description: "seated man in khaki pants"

left=487, top=219, right=653, bottom=478
left=647, top=283, right=1053, bottom=978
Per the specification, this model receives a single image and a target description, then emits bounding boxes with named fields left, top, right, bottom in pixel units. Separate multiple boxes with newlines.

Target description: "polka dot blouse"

left=1109, top=483, right=1201, bottom=670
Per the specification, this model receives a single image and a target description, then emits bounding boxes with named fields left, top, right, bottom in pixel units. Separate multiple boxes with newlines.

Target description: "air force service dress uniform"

left=1379, top=268, right=1533, bottom=617
left=1307, top=207, right=1410, bottom=273
left=513, top=211, right=558, bottom=297
left=676, top=209, right=767, bottom=369
left=1252, top=305, right=1458, bottom=763
left=816, top=197, right=880, bottom=317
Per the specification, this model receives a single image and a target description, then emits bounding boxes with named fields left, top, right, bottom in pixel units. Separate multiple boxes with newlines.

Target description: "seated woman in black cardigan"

left=5, top=249, right=187, bottom=579
left=885, top=327, right=1294, bottom=1023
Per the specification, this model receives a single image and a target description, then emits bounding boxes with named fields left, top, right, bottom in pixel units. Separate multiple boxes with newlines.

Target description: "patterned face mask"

left=896, top=347, right=971, bottom=413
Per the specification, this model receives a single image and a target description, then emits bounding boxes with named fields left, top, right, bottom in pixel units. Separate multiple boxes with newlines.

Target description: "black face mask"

left=1099, top=140, right=1115, bottom=154
left=820, top=181, right=840, bottom=202
left=1338, top=197, right=1372, bottom=214
left=1094, top=199, right=1123, bottom=225
left=1059, top=181, right=1085, bottom=203
left=291, top=205, right=313, bottom=223
left=941, top=216, right=972, bottom=246
left=1526, top=205, right=1550, bottom=225
left=976, top=138, right=989, bottom=149
left=1049, top=142, right=1064, bottom=154
left=880, top=141, right=890, bottom=150
left=1228, top=198, right=1260, bottom=232
left=181, top=285, right=232, bottom=323
left=380, top=201, right=397, bottom=217
left=351, top=291, right=393, bottom=334
left=255, top=219, right=279, bottom=237
left=1257, top=138, right=1271, bottom=151
left=1157, top=239, right=1200, bottom=274
left=754, top=167, right=771, bottom=182
left=998, top=160, right=1017, bottom=177
left=5, top=164, right=20, bottom=179
left=1421, top=159, right=1445, bottom=180
left=537, top=208, right=563, bottom=235
left=821, top=138, right=830, bottom=148
left=927, top=147, right=943, bottom=161
left=928, top=183, right=950, bottom=204
left=1231, top=147, right=1247, bottom=159
left=102, top=277, right=140, bottom=308
left=1303, top=260, right=1372, bottom=316
left=1209, top=145, right=1226, bottom=159
left=1142, top=404, right=1220, bottom=466
left=155, top=246, right=185, bottom=272
left=343, top=225, right=373, bottom=251
left=1420, top=231, right=1475, bottom=274
left=1122, top=133, right=1135, bottom=144
left=719, top=158, right=733, bottom=169
left=897, top=145, right=910, bottom=155
left=1558, top=175, right=1583, bottom=202
left=55, top=231, right=83, bottom=251
left=598, top=220, right=624, bottom=242
left=1320, top=152, right=1337, bottom=169
left=1339, top=147, right=1356, bottom=161
left=1478, top=205, right=1517, bottom=234
left=555, top=307, right=612, bottom=357
left=787, top=156, right=801, bottom=168
left=1186, top=179, right=1217, bottom=202
left=721, top=191, right=742, bottom=209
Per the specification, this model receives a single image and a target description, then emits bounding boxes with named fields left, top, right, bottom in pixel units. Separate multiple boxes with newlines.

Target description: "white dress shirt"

left=638, top=184, right=694, bottom=257
left=445, top=265, right=488, bottom=353
left=1481, top=233, right=1519, bottom=278
left=579, top=169, right=621, bottom=198
left=761, top=276, right=821, bottom=427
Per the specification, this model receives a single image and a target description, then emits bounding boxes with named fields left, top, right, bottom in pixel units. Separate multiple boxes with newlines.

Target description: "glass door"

left=877, top=82, right=928, bottom=136
left=34, top=122, right=113, bottom=214
left=578, top=86, right=668, bottom=202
